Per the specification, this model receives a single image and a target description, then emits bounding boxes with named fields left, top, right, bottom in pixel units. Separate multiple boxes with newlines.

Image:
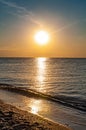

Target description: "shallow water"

left=0, top=89, right=86, bottom=130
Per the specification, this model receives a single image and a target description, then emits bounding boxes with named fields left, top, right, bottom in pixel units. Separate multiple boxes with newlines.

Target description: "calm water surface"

left=0, top=58, right=86, bottom=129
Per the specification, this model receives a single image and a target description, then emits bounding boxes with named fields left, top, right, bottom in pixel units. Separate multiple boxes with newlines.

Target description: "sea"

left=0, top=58, right=86, bottom=130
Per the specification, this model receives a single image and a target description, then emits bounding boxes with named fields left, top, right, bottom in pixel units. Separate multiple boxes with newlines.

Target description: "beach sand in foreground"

left=0, top=100, right=71, bottom=130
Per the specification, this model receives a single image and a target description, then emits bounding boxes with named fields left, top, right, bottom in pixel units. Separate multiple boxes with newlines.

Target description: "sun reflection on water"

left=37, top=58, right=46, bottom=69
left=37, top=58, right=46, bottom=92
left=25, top=98, right=50, bottom=115
left=30, top=100, right=42, bottom=114
left=27, top=58, right=47, bottom=114
left=26, top=58, right=47, bottom=114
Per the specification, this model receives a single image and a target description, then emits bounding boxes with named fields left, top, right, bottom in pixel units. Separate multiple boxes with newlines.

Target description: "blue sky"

left=0, top=0, right=86, bottom=57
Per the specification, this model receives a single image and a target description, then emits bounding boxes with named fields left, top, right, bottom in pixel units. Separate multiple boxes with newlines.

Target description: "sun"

left=34, top=30, right=50, bottom=45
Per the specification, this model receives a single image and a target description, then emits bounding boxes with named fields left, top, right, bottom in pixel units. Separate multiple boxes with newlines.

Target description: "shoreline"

left=0, top=100, right=71, bottom=130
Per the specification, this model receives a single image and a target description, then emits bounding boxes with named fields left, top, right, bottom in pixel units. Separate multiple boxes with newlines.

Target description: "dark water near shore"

left=0, top=58, right=86, bottom=112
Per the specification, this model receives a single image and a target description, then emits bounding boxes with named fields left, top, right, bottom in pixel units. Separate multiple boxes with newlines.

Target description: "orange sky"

left=0, top=0, right=86, bottom=57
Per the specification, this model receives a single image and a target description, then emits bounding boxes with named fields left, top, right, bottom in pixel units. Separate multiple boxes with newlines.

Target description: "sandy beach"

left=0, top=100, right=71, bottom=130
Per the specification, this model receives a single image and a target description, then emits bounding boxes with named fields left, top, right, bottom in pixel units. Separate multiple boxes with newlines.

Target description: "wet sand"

left=0, top=100, right=71, bottom=130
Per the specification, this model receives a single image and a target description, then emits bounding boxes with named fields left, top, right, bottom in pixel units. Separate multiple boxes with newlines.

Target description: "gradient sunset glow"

left=0, top=0, right=86, bottom=57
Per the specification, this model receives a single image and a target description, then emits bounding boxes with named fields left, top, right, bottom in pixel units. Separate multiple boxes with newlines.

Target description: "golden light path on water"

left=29, top=58, right=47, bottom=114
left=36, top=57, right=46, bottom=92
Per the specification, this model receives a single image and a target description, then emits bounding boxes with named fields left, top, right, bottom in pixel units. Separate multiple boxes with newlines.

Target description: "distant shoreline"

left=0, top=57, right=86, bottom=59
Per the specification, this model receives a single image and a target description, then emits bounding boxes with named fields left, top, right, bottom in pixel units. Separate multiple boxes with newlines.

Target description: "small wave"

left=0, top=83, right=86, bottom=112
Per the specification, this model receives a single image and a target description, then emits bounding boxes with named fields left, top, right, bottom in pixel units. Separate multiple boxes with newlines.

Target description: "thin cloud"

left=0, top=0, right=27, bottom=12
left=52, top=19, right=86, bottom=34
left=0, top=0, right=43, bottom=27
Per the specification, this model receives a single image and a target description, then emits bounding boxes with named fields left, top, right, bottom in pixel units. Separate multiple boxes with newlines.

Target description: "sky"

left=0, top=0, right=86, bottom=57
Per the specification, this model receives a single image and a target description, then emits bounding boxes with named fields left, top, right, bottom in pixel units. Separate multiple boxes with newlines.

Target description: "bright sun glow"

left=34, top=30, right=50, bottom=45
